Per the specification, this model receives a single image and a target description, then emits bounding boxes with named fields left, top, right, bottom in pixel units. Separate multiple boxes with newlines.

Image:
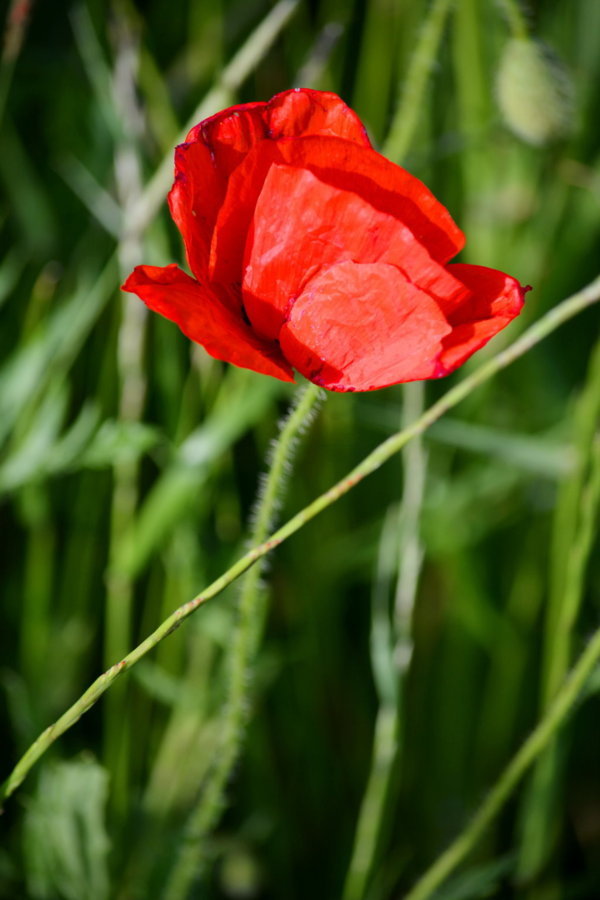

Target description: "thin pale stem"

left=163, top=383, right=324, bottom=900
left=403, top=622, right=600, bottom=900
left=343, top=290, right=429, bottom=900
left=103, top=19, right=147, bottom=817
left=544, top=344, right=600, bottom=704
left=2, top=273, right=600, bottom=803
left=383, top=0, right=455, bottom=163
left=517, top=357, right=600, bottom=879
left=344, top=0, right=461, bottom=890
left=499, top=0, right=529, bottom=40
left=342, top=705, right=399, bottom=900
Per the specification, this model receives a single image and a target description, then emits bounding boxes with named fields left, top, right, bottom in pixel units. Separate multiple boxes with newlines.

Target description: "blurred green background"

left=1, top=0, right=599, bottom=898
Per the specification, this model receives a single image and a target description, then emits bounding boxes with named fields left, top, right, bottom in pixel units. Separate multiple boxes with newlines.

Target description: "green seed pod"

left=496, top=37, right=574, bottom=146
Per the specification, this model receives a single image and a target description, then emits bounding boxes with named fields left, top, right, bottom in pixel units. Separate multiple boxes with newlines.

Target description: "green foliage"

left=22, top=758, right=110, bottom=900
left=1, top=1, right=599, bottom=899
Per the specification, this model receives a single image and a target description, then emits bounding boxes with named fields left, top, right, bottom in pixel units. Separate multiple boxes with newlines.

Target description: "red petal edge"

left=436, top=263, right=528, bottom=374
left=265, top=88, right=371, bottom=146
left=122, top=265, right=294, bottom=383
left=167, top=89, right=371, bottom=284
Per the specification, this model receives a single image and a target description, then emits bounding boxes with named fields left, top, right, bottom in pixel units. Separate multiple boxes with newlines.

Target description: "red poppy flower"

left=123, top=89, right=527, bottom=391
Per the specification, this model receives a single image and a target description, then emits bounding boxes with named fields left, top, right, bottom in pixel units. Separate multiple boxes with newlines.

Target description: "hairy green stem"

left=2, top=273, right=600, bottom=803
left=164, top=382, right=324, bottom=900
left=403, top=622, right=600, bottom=900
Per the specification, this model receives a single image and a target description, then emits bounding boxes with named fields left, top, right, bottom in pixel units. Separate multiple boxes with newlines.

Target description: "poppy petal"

left=184, top=88, right=369, bottom=157
left=169, top=91, right=369, bottom=283
left=279, top=261, right=452, bottom=391
left=265, top=88, right=371, bottom=145
left=169, top=104, right=272, bottom=279
left=186, top=104, right=269, bottom=178
left=168, top=142, right=222, bottom=280
left=122, top=264, right=294, bottom=383
left=242, top=164, right=468, bottom=341
left=210, top=136, right=465, bottom=287
left=437, top=263, right=527, bottom=373
left=296, top=141, right=464, bottom=264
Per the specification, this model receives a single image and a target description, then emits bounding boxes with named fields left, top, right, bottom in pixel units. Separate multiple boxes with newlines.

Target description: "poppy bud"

left=496, top=38, right=574, bottom=146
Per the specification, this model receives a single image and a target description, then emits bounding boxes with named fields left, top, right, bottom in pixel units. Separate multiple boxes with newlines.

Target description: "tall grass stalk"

left=517, top=337, right=600, bottom=883
left=103, top=15, right=147, bottom=818
left=383, top=0, right=455, bottom=165
left=403, top=621, right=600, bottom=900
left=129, top=0, right=300, bottom=234
left=343, top=0, right=454, bottom=891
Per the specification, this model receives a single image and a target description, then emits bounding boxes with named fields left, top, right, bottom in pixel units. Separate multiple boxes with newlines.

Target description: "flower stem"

left=163, top=382, right=325, bottom=899
left=2, top=273, right=600, bottom=804
left=403, top=622, right=600, bottom=900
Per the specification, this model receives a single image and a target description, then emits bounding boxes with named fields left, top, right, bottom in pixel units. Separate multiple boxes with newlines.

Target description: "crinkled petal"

left=185, top=103, right=269, bottom=181
left=210, top=136, right=465, bottom=287
left=168, top=90, right=370, bottom=282
left=279, top=261, right=452, bottom=392
left=242, top=164, right=468, bottom=340
left=265, top=89, right=371, bottom=145
left=169, top=104, right=269, bottom=280
left=445, top=263, right=527, bottom=323
left=436, top=263, right=527, bottom=373
left=168, top=141, right=224, bottom=280
left=183, top=89, right=369, bottom=162
left=122, top=264, right=294, bottom=383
